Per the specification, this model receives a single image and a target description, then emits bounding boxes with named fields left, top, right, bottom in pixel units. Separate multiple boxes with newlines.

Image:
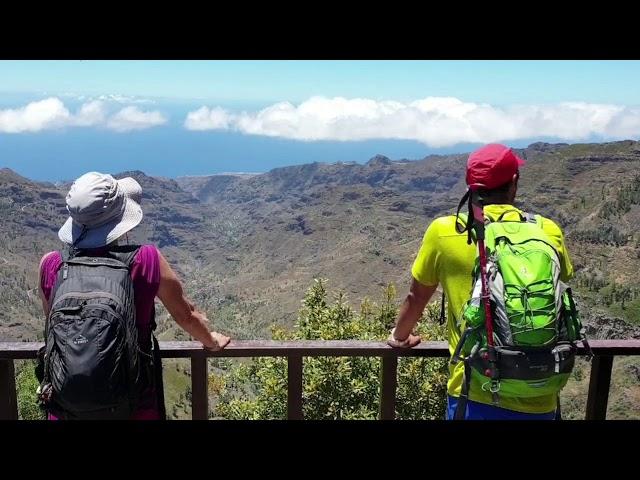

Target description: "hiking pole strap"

left=555, top=395, right=562, bottom=421
left=454, top=359, right=472, bottom=420
left=455, top=189, right=475, bottom=245
left=469, top=189, right=486, bottom=241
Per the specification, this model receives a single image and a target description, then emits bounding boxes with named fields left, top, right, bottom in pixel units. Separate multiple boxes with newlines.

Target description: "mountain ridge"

left=3, top=139, right=640, bottom=343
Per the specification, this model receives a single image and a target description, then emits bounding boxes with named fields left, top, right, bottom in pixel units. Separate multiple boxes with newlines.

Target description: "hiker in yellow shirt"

left=388, top=143, right=574, bottom=420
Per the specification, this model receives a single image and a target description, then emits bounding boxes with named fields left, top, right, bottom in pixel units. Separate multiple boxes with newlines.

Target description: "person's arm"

left=156, top=252, right=230, bottom=351
left=389, top=218, right=442, bottom=348
left=388, top=278, right=437, bottom=348
left=39, top=253, right=53, bottom=318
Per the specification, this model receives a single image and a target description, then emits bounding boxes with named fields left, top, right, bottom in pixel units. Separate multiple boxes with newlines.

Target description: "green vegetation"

left=599, top=174, right=640, bottom=220
left=561, top=357, right=640, bottom=420
left=15, top=360, right=45, bottom=420
left=214, top=280, right=448, bottom=420
left=162, top=359, right=192, bottom=420
left=570, top=224, right=629, bottom=246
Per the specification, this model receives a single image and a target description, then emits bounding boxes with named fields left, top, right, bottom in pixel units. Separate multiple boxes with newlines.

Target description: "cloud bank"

left=184, top=96, right=640, bottom=147
left=0, top=97, right=167, bottom=133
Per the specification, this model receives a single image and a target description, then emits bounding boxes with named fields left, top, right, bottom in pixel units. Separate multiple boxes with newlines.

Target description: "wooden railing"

left=1, top=339, right=639, bottom=420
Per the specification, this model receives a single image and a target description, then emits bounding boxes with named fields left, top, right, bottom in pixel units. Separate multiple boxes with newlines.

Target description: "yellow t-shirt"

left=411, top=204, right=574, bottom=414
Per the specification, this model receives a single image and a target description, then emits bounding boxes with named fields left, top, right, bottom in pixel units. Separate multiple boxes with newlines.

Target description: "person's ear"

left=509, top=172, right=519, bottom=202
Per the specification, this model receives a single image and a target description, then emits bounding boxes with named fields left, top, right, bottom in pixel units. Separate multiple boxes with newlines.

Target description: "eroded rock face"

left=582, top=311, right=640, bottom=340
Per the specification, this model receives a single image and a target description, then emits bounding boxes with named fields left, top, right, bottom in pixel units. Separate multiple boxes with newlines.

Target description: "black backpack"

left=36, top=245, right=155, bottom=419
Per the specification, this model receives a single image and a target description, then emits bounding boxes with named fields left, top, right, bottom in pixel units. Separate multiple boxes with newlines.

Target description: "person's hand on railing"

left=204, top=332, right=231, bottom=351
left=387, top=328, right=421, bottom=348
left=389, top=278, right=435, bottom=349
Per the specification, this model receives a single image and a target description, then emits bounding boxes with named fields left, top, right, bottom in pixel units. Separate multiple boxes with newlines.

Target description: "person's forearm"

left=174, top=302, right=217, bottom=348
left=394, top=293, right=427, bottom=340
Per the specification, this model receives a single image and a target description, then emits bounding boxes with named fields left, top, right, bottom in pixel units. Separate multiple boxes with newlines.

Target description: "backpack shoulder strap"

left=54, top=248, right=73, bottom=292
left=60, top=247, right=72, bottom=263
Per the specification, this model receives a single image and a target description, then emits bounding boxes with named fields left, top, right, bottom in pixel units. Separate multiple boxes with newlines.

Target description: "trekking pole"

left=469, top=187, right=500, bottom=403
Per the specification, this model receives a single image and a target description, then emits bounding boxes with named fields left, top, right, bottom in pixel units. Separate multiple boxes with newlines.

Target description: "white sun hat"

left=58, top=171, right=143, bottom=249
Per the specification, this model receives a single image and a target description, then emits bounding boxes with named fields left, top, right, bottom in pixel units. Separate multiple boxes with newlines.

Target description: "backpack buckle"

left=481, top=378, right=501, bottom=405
left=481, top=379, right=501, bottom=394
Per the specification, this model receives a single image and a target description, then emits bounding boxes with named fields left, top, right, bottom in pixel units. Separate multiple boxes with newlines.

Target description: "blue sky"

left=2, top=60, right=640, bottom=104
left=1, top=60, right=640, bottom=180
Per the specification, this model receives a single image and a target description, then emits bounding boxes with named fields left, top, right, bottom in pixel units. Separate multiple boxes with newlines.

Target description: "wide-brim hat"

left=58, top=172, right=143, bottom=249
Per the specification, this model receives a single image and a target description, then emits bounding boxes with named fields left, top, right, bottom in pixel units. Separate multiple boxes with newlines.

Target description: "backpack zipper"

left=52, top=291, right=127, bottom=309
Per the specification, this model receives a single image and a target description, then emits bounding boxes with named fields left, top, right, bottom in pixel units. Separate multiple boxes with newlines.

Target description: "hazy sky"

left=2, top=60, right=640, bottom=104
left=1, top=60, right=639, bottom=180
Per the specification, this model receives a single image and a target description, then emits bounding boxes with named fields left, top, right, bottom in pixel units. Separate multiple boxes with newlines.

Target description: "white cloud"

left=0, top=97, right=167, bottom=133
left=106, top=106, right=167, bottom=132
left=59, top=92, right=155, bottom=105
left=96, top=94, right=156, bottom=105
left=184, top=96, right=640, bottom=147
left=72, top=100, right=108, bottom=126
left=184, top=106, right=232, bottom=130
left=0, top=97, right=71, bottom=133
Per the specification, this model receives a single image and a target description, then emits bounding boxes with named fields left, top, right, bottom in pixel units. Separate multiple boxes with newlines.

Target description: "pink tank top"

left=40, top=244, right=162, bottom=420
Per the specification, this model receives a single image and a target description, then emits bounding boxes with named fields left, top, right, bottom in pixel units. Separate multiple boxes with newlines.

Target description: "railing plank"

left=287, top=355, right=303, bottom=420
left=0, top=359, right=18, bottom=420
left=155, top=341, right=452, bottom=358
left=379, top=356, right=398, bottom=420
left=586, top=355, right=614, bottom=420
left=190, top=355, right=209, bottom=420
left=2, top=339, right=639, bottom=359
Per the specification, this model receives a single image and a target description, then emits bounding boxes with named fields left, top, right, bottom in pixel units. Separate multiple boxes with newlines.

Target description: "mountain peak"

left=114, top=169, right=149, bottom=179
left=366, top=154, right=392, bottom=166
left=0, top=167, right=30, bottom=184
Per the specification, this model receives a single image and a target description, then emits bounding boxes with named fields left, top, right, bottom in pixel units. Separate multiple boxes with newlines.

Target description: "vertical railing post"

left=379, top=355, right=398, bottom=420
left=0, top=359, right=18, bottom=420
left=191, top=354, right=209, bottom=420
left=586, top=355, right=614, bottom=420
left=287, top=355, right=303, bottom=420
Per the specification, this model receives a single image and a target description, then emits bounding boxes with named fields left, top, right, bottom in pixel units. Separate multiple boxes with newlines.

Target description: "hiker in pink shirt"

left=38, top=172, right=230, bottom=420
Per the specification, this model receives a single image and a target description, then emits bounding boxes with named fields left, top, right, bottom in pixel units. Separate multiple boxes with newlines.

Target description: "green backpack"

left=451, top=207, right=590, bottom=419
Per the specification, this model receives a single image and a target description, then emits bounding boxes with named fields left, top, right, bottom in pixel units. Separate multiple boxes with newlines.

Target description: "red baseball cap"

left=465, top=144, right=525, bottom=190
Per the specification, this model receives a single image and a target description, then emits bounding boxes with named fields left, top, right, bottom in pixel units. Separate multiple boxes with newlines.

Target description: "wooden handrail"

left=2, top=339, right=639, bottom=421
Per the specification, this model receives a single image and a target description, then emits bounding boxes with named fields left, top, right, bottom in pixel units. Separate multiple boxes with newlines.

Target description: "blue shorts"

left=447, top=395, right=556, bottom=420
